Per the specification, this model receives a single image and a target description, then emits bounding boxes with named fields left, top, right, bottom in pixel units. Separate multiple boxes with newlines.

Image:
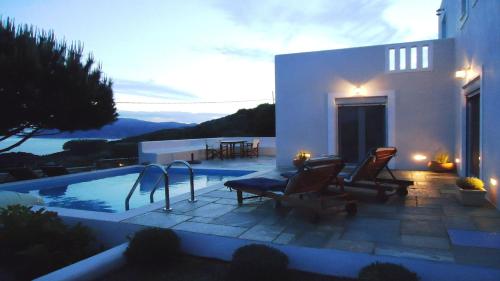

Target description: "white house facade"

left=275, top=0, right=500, bottom=208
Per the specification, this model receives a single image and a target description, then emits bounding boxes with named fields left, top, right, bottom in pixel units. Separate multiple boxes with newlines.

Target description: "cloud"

left=213, top=46, right=274, bottom=61
left=210, top=0, right=401, bottom=46
left=118, top=110, right=225, bottom=124
left=113, top=79, right=197, bottom=100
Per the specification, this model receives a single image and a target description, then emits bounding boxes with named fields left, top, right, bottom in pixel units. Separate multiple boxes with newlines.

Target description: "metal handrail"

left=125, top=164, right=171, bottom=211
left=164, top=160, right=196, bottom=202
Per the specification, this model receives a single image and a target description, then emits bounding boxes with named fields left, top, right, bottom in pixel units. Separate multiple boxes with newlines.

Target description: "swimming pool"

left=11, top=167, right=254, bottom=213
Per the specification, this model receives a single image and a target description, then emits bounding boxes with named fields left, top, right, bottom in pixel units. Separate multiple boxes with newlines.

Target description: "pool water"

left=27, top=168, right=254, bottom=213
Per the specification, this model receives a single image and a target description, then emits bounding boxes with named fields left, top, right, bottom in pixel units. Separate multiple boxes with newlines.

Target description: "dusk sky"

left=2, top=0, right=441, bottom=123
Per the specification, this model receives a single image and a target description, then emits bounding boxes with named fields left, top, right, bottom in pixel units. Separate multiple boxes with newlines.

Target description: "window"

left=422, top=46, right=429, bottom=68
left=388, top=48, right=395, bottom=71
left=386, top=44, right=431, bottom=72
left=399, top=48, right=406, bottom=70
left=410, top=47, right=417, bottom=69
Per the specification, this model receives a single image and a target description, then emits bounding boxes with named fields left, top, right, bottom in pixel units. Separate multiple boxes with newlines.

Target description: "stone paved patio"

left=122, top=165, right=500, bottom=269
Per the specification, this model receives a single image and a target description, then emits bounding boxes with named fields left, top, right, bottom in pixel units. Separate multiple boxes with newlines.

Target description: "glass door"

left=338, top=104, right=386, bottom=163
left=466, top=92, right=480, bottom=177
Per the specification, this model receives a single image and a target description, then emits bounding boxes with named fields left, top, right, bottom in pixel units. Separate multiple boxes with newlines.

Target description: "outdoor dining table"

left=219, top=140, right=247, bottom=159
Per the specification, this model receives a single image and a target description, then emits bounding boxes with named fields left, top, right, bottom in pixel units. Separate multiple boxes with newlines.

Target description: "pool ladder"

left=125, top=161, right=196, bottom=211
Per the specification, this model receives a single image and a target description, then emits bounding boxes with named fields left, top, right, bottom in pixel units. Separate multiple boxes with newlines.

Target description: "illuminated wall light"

left=413, top=154, right=427, bottom=161
left=353, top=85, right=365, bottom=95
left=455, top=70, right=467, bottom=79
left=490, top=178, right=498, bottom=186
left=455, top=158, right=461, bottom=163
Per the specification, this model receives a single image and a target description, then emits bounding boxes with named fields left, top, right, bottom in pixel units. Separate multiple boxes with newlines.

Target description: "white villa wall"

left=275, top=39, right=456, bottom=170
left=139, top=137, right=276, bottom=165
left=440, top=0, right=500, bottom=206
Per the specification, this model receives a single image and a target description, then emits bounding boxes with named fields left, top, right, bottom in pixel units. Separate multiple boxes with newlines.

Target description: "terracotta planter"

left=427, top=161, right=455, bottom=173
left=293, top=158, right=306, bottom=168
left=456, top=187, right=487, bottom=206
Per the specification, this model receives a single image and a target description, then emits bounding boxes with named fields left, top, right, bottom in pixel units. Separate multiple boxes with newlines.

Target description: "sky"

left=1, top=0, right=441, bottom=123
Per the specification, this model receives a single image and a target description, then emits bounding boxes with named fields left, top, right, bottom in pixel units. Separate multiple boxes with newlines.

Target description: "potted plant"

left=428, top=152, right=455, bottom=172
left=293, top=151, right=311, bottom=168
left=456, top=177, right=487, bottom=206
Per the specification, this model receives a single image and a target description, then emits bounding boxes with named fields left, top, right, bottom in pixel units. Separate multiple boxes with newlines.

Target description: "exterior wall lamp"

left=353, top=85, right=365, bottom=95
left=455, top=66, right=470, bottom=79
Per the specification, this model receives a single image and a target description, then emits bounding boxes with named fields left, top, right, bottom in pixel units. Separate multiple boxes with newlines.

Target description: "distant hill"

left=123, top=103, right=275, bottom=143
left=41, top=118, right=195, bottom=139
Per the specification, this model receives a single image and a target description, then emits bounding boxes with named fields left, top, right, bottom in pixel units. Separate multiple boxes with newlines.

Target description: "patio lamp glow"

left=491, top=178, right=498, bottom=186
left=413, top=154, right=427, bottom=161
left=353, top=85, right=364, bottom=95
left=455, top=66, right=470, bottom=79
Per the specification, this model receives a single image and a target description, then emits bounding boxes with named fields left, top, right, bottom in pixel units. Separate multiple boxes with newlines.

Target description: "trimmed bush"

left=456, top=177, right=485, bottom=190
left=125, top=228, right=181, bottom=266
left=63, top=139, right=108, bottom=155
left=0, top=205, right=97, bottom=280
left=359, top=262, right=419, bottom=281
left=109, top=142, right=138, bottom=158
left=230, top=244, right=289, bottom=281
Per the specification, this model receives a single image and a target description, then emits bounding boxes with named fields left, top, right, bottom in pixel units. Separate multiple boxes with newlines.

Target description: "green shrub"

left=63, top=139, right=108, bottom=155
left=109, top=142, right=138, bottom=158
left=125, top=228, right=181, bottom=266
left=0, top=205, right=97, bottom=280
left=359, top=262, right=419, bottom=281
left=456, top=177, right=485, bottom=190
left=434, top=152, right=450, bottom=164
left=230, top=244, right=289, bottom=281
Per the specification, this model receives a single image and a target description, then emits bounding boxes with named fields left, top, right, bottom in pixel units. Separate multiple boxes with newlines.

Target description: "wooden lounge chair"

left=224, top=161, right=357, bottom=217
left=40, top=165, right=69, bottom=177
left=205, top=143, right=221, bottom=160
left=245, top=138, right=260, bottom=157
left=6, top=167, right=39, bottom=181
left=340, top=147, right=413, bottom=201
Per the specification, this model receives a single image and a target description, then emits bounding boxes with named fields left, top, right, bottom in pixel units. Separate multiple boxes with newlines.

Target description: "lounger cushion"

left=224, top=178, right=287, bottom=192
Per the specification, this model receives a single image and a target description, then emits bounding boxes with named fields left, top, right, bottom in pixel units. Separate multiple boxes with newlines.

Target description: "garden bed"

left=98, top=255, right=355, bottom=281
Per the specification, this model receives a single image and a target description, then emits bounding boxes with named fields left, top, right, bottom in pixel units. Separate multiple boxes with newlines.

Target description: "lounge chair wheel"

left=397, top=187, right=408, bottom=197
left=345, top=202, right=357, bottom=215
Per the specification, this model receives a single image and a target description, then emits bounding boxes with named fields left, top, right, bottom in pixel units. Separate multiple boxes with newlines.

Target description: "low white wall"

left=139, top=137, right=276, bottom=165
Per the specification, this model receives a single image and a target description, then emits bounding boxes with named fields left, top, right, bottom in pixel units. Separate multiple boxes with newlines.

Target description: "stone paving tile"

left=239, top=224, right=286, bottom=242
left=401, top=219, right=448, bottom=237
left=375, top=244, right=454, bottom=262
left=400, top=206, right=444, bottom=216
left=188, top=216, right=214, bottom=223
left=273, top=232, right=296, bottom=245
left=233, top=206, right=258, bottom=213
left=166, top=199, right=211, bottom=213
left=325, top=239, right=375, bottom=254
left=443, top=216, right=477, bottom=230
left=195, top=196, right=220, bottom=203
left=211, top=211, right=263, bottom=228
left=214, top=198, right=239, bottom=205
left=473, top=217, right=500, bottom=232
left=417, top=197, right=460, bottom=208
left=184, top=203, right=237, bottom=218
left=342, top=218, right=400, bottom=243
left=123, top=212, right=191, bottom=228
left=291, top=227, right=343, bottom=248
left=443, top=206, right=500, bottom=218
left=400, top=234, right=450, bottom=250
left=452, top=245, right=500, bottom=268
left=173, top=221, right=247, bottom=237
left=202, top=190, right=237, bottom=199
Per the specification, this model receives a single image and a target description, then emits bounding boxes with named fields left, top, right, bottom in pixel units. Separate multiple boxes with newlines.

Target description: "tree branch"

left=0, top=128, right=40, bottom=153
